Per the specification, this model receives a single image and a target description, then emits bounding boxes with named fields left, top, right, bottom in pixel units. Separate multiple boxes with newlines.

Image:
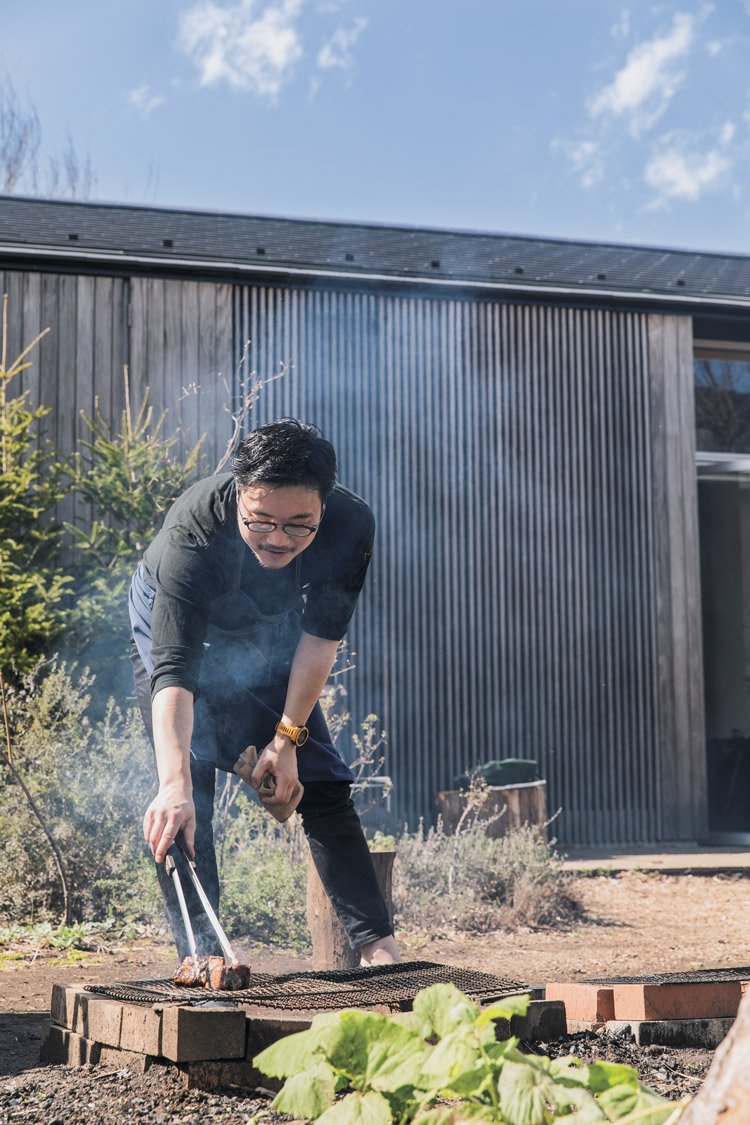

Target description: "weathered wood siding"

left=0, top=267, right=704, bottom=843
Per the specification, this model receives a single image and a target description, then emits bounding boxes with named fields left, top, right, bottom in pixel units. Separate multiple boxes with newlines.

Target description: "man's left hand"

left=250, top=734, right=299, bottom=804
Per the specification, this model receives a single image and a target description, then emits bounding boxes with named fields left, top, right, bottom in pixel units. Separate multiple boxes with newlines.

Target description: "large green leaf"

left=498, top=1057, right=566, bottom=1125
left=316, top=1090, right=394, bottom=1125
left=413, top=984, right=480, bottom=1040
left=476, top=994, right=531, bottom=1029
left=317, top=1011, right=427, bottom=1093
left=253, top=1011, right=341, bottom=1077
left=598, top=1082, right=674, bottom=1123
left=272, top=1062, right=338, bottom=1119
left=586, top=1061, right=639, bottom=1093
left=414, top=1105, right=502, bottom=1123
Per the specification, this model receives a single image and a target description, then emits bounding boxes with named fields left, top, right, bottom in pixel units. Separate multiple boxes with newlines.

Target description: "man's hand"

left=250, top=734, right=299, bottom=805
left=143, top=781, right=196, bottom=864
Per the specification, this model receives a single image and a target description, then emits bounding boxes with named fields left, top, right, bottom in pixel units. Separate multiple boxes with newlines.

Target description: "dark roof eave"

left=1, top=239, right=750, bottom=312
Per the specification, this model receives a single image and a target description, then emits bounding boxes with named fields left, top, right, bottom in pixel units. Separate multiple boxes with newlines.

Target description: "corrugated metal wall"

left=1, top=267, right=704, bottom=844
left=236, top=285, right=683, bottom=844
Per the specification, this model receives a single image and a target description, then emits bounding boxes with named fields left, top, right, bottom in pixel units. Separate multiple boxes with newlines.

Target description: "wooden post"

left=306, top=851, right=395, bottom=970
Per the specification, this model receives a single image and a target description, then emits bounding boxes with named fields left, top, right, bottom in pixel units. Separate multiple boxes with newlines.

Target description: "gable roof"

left=1, top=194, right=749, bottom=308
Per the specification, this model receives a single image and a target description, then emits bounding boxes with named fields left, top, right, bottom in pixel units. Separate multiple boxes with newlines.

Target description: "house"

left=2, top=193, right=748, bottom=846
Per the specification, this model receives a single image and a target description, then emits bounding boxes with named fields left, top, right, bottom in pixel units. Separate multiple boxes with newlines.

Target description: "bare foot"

left=359, top=935, right=403, bottom=966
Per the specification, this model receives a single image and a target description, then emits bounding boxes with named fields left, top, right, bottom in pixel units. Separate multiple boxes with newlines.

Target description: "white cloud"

left=610, top=9, right=630, bottom=40
left=127, top=85, right=166, bottom=117
left=317, top=16, right=367, bottom=70
left=178, top=0, right=305, bottom=101
left=567, top=139, right=604, bottom=188
left=589, top=11, right=699, bottom=137
left=643, top=124, right=734, bottom=202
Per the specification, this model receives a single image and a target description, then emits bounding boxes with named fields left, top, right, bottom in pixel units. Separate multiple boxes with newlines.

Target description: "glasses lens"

left=246, top=521, right=275, bottom=533
left=284, top=525, right=314, bottom=538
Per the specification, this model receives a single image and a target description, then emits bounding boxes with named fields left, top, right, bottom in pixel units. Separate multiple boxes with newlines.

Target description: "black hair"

left=231, top=419, right=337, bottom=502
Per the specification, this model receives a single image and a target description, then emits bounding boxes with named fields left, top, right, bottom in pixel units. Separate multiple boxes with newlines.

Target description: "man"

left=129, top=418, right=400, bottom=966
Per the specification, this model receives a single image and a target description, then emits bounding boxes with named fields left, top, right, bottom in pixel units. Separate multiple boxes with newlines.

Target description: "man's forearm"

left=144, top=685, right=196, bottom=863
left=152, top=685, right=194, bottom=786
left=281, top=631, right=340, bottom=726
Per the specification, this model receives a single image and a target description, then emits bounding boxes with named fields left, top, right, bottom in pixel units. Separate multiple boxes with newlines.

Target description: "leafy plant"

left=216, top=785, right=311, bottom=949
left=255, top=982, right=677, bottom=1124
left=60, top=369, right=205, bottom=682
left=0, top=295, right=71, bottom=674
left=0, top=661, right=160, bottom=924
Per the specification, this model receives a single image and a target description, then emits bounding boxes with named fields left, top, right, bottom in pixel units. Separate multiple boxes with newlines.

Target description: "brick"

left=605, top=1017, right=736, bottom=1049
left=490, top=1000, right=567, bottom=1042
left=120, top=1004, right=162, bottom=1056
left=98, top=1045, right=157, bottom=1073
left=49, top=985, right=122, bottom=1048
left=612, top=981, right=741, bottom=1021
left=545, top=984, right=615, bottom=1024
left=40, top=1024, right=102, bottom=1066
left=160, top=1005, right=247, bottom=1063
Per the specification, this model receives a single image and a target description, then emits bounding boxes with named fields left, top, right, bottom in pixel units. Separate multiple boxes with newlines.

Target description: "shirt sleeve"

left=148, top=528, right=225, bottom=699
left=300, top=508, right=375, bottom=641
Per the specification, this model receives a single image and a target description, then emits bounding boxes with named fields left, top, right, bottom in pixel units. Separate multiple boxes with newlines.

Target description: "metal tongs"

left=165, top=832, right=238, bottom=970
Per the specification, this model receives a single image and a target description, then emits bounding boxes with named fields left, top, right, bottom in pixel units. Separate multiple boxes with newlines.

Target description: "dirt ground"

left=2, top=870, right=748, bottom=1119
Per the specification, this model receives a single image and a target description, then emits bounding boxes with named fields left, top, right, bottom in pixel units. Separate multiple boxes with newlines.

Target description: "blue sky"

left=3, top=0, right=750, bottom=253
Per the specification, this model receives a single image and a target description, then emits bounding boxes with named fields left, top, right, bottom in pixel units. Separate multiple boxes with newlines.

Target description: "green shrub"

left=394, top=819, right=579, bottom=934
left=0, top=298, right=71, bottom=674
left=215, top=782, right=310, bottom=949
left=0, top=662, right=161, bottom=924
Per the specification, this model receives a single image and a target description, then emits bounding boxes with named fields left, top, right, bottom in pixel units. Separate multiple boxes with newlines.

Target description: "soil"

left=2, top=870, right=748, bottom=1121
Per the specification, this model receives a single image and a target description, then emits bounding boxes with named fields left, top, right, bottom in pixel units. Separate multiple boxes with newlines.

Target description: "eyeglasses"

left=237, top=494, right=323, bottom=538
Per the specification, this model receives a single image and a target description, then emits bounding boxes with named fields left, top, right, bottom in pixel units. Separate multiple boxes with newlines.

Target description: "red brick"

left=544, top=984, right=615, bottom=1024
left=612, top=981, right=741, bottom=1021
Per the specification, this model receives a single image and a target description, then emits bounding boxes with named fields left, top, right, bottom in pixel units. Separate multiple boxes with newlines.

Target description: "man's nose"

left=266, top=526, right=291, bottom=546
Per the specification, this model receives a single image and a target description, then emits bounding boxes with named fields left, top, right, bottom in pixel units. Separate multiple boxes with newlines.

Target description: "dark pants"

left=130, top=637, right=393, bottom=960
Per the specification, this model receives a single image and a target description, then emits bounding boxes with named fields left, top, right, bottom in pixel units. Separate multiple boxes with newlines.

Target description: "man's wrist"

left=275, top=719, right=309, bottom=746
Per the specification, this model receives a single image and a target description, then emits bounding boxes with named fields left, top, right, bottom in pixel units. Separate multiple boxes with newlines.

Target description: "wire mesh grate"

left=584, top=967, right=750, bottom=985
left=85, top=960, right=528, bottom=1010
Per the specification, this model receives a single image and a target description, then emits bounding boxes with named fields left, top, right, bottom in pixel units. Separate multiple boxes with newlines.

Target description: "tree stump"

left=433, top=781, right=548, bottom=840
left=678, top=988, right=750, bottom=1123
left=306, top=850, right=395, bottom=970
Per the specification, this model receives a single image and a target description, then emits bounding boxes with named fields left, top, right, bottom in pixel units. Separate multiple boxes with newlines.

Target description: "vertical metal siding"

left=236, top=284, right=664, bottom=844
left=0, top=267, right=698, bottom=845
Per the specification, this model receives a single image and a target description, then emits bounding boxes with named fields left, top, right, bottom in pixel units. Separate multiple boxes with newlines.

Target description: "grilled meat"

left=173, top=954, right=211, bottom=986
left=207, top=956, right=251, bottom=990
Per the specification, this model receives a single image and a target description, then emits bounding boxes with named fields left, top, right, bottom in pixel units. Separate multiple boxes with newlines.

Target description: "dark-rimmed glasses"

left=237, top=494, right=323, bottom=538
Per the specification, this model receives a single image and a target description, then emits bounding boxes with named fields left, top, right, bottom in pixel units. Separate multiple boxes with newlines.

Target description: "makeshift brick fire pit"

left=41, top=961, right=566, bottom=1088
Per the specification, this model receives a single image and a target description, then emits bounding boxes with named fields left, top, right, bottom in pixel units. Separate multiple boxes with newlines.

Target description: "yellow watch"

left=276, top=720, right=309, bottom=747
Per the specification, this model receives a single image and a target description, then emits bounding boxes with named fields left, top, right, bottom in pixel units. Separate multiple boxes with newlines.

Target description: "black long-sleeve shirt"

left=140, top=474, right=375, bottom=699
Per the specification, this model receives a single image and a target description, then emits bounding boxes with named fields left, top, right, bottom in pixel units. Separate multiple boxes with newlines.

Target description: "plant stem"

left=0, top=669, right=72, bottom=926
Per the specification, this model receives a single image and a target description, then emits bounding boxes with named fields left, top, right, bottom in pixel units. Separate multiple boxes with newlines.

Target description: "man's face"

left=237, top=482, right=324, bottom=569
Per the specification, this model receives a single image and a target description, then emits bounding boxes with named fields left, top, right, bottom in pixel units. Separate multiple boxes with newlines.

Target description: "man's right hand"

left=143, top=783, right=196, bottom=865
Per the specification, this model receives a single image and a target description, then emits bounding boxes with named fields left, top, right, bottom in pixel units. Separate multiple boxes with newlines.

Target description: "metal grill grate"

left=85, top=960, right=527, bottom=1010
left=584, top=967, right=750, bottom=985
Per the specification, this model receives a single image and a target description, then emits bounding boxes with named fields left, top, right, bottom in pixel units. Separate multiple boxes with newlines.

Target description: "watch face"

left=296, top=728, right=309, bottom=746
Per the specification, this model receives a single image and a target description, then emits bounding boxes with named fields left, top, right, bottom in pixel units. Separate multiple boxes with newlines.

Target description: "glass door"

left=695, top=344, right=750, bottom=842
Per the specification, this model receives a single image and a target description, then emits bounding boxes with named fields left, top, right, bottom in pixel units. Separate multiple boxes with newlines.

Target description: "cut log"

left=678, top=988, right=750, bottom=1123
left=433, top=781, right=547, bottom=840
left=306, top=850, right=395, bottom=970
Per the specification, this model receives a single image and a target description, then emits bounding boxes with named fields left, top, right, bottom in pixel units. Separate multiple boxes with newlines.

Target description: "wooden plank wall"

left=129, top=278, right=233, bottom=473
left=648, top=314, right=707, bottom=839
left=236, top=285, right=685, bottom=844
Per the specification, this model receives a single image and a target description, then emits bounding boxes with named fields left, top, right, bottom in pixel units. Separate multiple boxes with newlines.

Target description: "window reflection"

left=694, top=357, right=750, bottom=454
